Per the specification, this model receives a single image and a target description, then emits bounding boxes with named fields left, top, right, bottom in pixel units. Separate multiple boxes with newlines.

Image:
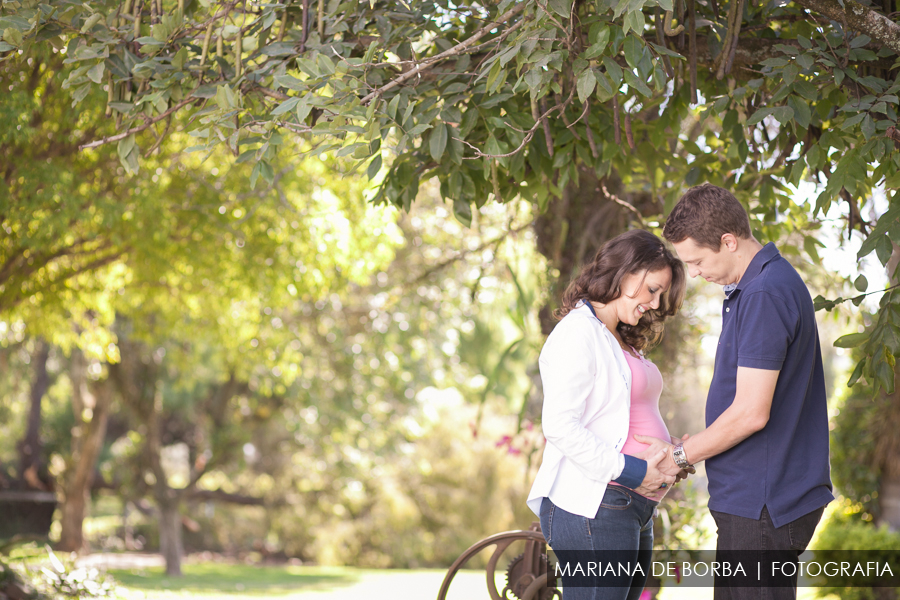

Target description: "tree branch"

left=79, top=96, right=198, bottom=150
left=359, top=3, right=526, bottom=105
left=793, top=0, right=900, bottom=54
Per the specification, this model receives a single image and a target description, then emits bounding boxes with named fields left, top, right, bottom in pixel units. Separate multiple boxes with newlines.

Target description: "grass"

left=108, top=562, right=495, bottom=600
left=110, top=563, right=358, bottom=598
left=106, top=562, right=840, bottom=600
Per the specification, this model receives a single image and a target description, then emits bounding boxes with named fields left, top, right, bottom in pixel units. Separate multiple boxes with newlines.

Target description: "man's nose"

left=688, top=266, right=701, bottom=278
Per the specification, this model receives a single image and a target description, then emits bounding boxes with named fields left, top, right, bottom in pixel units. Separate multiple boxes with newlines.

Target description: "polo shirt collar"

left=734, top=242, right=780, bottom=292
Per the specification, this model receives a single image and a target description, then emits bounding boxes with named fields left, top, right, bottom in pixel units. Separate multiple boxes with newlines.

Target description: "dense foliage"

left=3, top=0, right=900, bottom=389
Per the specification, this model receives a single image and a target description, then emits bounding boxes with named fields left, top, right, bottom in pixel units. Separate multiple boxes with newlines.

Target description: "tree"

left=6, top=0, right=900, bottom=529
left=3, top=0, right=896, bottom=353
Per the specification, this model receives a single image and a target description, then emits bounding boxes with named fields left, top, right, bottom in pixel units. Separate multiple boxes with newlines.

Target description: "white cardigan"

left=526, top=302, right=634, bottom=518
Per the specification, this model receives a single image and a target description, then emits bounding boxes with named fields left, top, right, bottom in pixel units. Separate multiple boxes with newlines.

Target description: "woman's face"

left=612, top=267, right=673, bottom=326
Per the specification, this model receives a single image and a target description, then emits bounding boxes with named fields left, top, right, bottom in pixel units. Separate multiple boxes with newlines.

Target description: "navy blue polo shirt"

left=705, top=242, right=833, bottom=528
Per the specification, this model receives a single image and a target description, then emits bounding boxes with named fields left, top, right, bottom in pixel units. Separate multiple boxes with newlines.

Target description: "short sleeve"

left=735, top=291, right=798, bottom=371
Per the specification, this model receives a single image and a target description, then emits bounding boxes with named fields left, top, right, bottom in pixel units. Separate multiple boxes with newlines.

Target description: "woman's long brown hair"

left=556, top=229, right=686, bottom=352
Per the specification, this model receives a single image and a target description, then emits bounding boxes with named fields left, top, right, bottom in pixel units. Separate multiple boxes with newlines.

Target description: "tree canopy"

left=3, top=0, right=899, bottom=389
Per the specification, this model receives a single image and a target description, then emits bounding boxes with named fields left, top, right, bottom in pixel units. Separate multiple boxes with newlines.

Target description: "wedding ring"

left=659, top=483, right=668, bottom=489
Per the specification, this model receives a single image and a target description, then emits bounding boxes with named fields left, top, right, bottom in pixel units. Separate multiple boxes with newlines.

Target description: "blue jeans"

left=540, top=487, right=657, bottom=600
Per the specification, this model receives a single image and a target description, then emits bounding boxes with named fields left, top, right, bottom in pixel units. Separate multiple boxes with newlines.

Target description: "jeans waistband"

left=612, top=485, right=660, bottom=508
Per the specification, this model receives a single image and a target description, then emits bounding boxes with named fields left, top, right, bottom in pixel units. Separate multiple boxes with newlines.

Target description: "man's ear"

left=721, top=233, right=739, bottom=252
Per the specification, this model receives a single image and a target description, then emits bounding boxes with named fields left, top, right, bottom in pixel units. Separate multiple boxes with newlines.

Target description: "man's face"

left=671, top=237, right=738, bottom=285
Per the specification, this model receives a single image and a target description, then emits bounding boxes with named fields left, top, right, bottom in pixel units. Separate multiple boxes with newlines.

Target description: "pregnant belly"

left=611, top=412, right=671, bottom=501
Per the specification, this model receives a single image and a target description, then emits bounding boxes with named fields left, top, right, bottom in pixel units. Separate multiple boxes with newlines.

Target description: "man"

left=637, top=183, right=834, bottom=599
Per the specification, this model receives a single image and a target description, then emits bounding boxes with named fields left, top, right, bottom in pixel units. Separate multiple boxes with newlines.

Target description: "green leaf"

left=834, top=332, right=870, bottom=348
left=548, top=0, right=571, bottom=18
left=603, top=56, right=623, bottom=87
left=337, top=142, right=367, bottom=158
left=841, top=112, right=866, bottom=130
left=594, top=69, right=614, bottom=99
left=250, top=161, right=261, bottom=190
left=796, top=53, right=814, bottom=70
left=623, top=69, right=651, bottom=97
left=364, top=40, right=379, bottom=64
left=855, top=274, right=869, bottom=292
left=746, top=107, right=774, bottom=126
left=584, top=39, right=609, bottom=60
left=429, top=123, right=448, bottom=161
left=271, top=97, right=300, bottom=115
left=296, top=97, right=313, bottom=122
left=788, top=96, right=811, bottom=129
left=622, top=9, right=643, bottom=36
left=367, top=154, right=382, bottom=180
left=771, top=106, right=794, bottom=125
left=406, top=123, right=432, bottom=137
left=453, top=198, right=473, bottom=226
left=486, top=61, right=503, bottom=92
left=577, top=69, right=596, bottom=103
left=3, top=27, right=23, bottom=48
left=847, top=357, right=866, bottom=386
left=80, top=13, right=103, bottom=34
left=783, top=63, right=800, bottom=85
left=862, top=115, right=876, bottom=140
left=876, top=233, right=893, bottom=265
left=850, top=34, right=871, bottom=48
left=804, top=236, right=821, bottom=264
left=118, top=134, right=136, bottom=161
left=624, top=35, right=642, bottom=69
left=87, top=62, right=105, bottom=84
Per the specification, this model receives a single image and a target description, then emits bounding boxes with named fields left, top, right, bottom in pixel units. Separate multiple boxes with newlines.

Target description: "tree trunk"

left=18, top=340, right=50, bottom=488
left=58, top=351, right=113, bottom=552
left=533, top=167, right=657, bottom=333
left=157, top=492, right=184, bottom=576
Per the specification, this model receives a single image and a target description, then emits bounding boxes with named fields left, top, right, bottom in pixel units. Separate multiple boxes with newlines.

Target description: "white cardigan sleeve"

left=538, top=314, right=631, bottom=484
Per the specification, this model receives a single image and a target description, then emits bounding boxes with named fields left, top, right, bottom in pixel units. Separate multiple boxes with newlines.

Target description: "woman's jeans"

left=540, top=487, right=657, bottom=600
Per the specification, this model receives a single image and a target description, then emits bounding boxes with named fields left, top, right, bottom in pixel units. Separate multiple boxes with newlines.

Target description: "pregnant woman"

left=527, top=229, right=688, bottom=600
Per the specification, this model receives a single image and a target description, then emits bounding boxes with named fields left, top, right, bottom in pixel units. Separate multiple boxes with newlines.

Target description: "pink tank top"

left=610, top=350, right=670, bottom=500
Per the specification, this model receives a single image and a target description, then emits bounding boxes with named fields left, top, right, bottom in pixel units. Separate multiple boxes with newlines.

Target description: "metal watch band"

left=673, top=443, right=691, bottom=469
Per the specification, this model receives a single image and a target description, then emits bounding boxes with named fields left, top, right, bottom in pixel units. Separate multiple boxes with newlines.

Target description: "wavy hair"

left=556, top=229, right=686, bottom=352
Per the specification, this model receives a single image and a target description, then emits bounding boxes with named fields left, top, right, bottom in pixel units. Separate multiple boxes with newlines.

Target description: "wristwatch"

left=673, top=443, right=696, bottom=474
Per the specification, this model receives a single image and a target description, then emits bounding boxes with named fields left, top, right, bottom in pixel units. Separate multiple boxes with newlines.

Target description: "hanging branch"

left=539, top=98, right=554, bottom=157
left=612, top=93, right=621, bottom=146
left=561, top=106, right=582, bottom=140
left=133, top=0, right=142, bottom=40
left=300, top=0, right=310, bottom=51
left=689, top=0, right=698, bottom=103
left=677, top=0, right=685, bottom=48
left=715, top=0, right=745, bottom=79
left=276, top=3, right=289, bottom=42
left=79, top=95, right=198, bottom=149
left=654, top=8, right=674, bottom=77
left=359, top=3, right=526, bottom=105
left=200, top=22, right=214, bottom=65
left=624, top=110, right=635, bottom=150
left=317, top=0, right=324, bottom=39
left=584, top=102, right=599, bottom=159
left=664, top=10, right=685, bottom=35
left=235, top=5, right=245, bottom=78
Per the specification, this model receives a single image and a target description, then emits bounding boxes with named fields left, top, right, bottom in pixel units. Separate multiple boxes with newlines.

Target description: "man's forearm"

left=680, top=401, right=766, bottom=465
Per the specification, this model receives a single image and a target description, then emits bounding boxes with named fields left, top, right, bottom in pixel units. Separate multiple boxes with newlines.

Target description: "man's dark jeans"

left=711, top=505, right=825, bottom=600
